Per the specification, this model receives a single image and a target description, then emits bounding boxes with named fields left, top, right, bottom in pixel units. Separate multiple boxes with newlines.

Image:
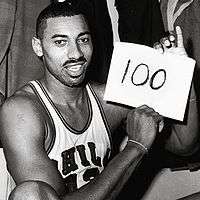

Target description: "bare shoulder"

left=0, top=86, right=44, bottom=122
left=0, top=86, right=47, bottom=145
left=90, top=82, right=130, bottom=131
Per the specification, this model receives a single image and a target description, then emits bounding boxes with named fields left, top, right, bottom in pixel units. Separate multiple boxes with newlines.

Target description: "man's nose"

left=67, top=43, right=83, bottom=59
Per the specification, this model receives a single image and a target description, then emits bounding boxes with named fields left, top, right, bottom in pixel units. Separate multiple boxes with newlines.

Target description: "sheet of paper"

left=104, top=42, right=196, bottom=121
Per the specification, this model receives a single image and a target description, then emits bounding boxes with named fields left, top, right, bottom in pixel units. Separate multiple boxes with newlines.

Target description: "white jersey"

left=29, top=80, right=112, bottom=191
left=4, top=81, right=112, bottom=198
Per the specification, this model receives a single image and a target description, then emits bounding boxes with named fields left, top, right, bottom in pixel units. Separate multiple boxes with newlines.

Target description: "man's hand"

left=153, top=26, right=187, bottom=57
left=126, top=105, right=163, bottom=151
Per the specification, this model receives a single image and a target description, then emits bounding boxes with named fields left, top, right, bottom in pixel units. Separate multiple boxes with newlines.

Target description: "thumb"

left=176, top=26, right=184, bottom=48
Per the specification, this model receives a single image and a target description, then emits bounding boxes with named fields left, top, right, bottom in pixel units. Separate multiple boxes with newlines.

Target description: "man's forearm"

left=177, top=192, right=200, bottom=200
left=62, top=143, right=146, bottom=200
left=166, top=84, right=199, bottom=155
left=104, top=154, right=144, bottom=200
left=10, top=145, right=143, bottom=200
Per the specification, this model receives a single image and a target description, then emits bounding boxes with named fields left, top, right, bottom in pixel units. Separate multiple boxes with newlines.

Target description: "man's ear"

left=32, top=37, right=43, bottom=57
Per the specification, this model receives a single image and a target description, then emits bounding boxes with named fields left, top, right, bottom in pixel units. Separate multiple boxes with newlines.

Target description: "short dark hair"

left=36, top=0, right=95, bottom=39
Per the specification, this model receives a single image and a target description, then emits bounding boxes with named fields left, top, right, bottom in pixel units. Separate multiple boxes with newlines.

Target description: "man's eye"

left=77, top=37, right=89, bottom=44
left=54, top=40, right=67, bottom=46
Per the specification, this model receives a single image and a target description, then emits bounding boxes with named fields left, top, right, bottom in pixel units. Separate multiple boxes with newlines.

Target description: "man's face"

left=38, top=15, right=93, bottom=87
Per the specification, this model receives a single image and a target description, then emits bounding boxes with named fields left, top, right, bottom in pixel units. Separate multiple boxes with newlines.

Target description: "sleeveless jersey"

left=29, top=80, right=112, bottom=191
left=4, top=80, right=112, bottom=198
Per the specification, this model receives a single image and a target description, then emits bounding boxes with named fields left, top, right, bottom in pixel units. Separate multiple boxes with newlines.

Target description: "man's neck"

left=40, top=76, right=86, bottom=106
left=39, top=74, right=90, bottom=131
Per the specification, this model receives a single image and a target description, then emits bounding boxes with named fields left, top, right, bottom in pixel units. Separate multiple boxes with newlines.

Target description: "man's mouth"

left=64, top=62, right=86, bottom=77
left=68, top=64, right=83, bottom=72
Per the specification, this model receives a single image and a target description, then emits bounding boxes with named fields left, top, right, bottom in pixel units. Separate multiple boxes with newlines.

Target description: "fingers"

left=126, top=105, right=164, bottom=150
left=176, top=26, right=184, bottom=48
left=138, top=105, right=163, bottom=127
left=153, top=26, right=182, bottom=53
left=169, top=34, right=176, bottom=44
left=132, top=105, right=163, bottom=126
left=160, top=37, right=171, bottom=49
left=153, top=35, right=175, bottom=53
left=153, top=42, right=164, bottom=53
left=136, top=105, right=164, bottom=129
left=168, top=33, right=176, bottom=48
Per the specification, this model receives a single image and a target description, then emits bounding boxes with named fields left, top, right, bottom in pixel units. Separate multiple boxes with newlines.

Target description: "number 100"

left=121, top=59, right=166, bottom=90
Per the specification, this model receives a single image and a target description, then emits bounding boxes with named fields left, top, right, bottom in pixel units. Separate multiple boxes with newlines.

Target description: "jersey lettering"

left=103, top=148, right=111, bottom=167
left=62, top=142, right=103, bottom=175
left=76, top=145, right=90, bottom=167
left=83, top=167, right=100, bottom=182
left=62, top=142, right=110, bottom=190
left=88, top=142, right=102, bottom=167
left=62, top=147, right=78, bottom=175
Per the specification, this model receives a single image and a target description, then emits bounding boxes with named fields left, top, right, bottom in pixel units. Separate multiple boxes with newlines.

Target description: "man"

left=0, top=1, right=198, bottom=200
left=53, top=0, right=114, bottom=84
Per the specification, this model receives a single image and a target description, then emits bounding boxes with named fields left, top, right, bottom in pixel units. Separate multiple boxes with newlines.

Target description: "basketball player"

left=0, top=1, right=198, bottom=200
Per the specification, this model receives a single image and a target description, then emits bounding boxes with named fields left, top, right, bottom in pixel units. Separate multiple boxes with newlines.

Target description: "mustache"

left=62, top=56, right=87, bottom=67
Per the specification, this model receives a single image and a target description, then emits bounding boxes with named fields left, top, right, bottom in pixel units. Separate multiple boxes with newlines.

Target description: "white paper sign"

left=104, top=42, right=196, bottom=121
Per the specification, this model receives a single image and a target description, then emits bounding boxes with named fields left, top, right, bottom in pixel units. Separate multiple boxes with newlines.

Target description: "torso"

left=4, top=80, right=128, bottom=197
left=28, top=80, right=113, bottom=191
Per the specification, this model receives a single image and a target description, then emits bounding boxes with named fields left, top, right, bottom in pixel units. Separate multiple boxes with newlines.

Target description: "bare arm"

left=154, top=26, right=199, bottom=155
left=177, top=192, right=200, bottom=200
left=0, top=95, right=67, bottom=195
left=165, top=83, right=199, bottom=155
left=0, top=94, right=161, bottom=200
left=61, top=105, right=162, bottom=200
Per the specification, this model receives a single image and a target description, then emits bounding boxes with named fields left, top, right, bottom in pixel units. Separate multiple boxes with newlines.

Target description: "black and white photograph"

left=0, top=0, right=200, bottom=199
